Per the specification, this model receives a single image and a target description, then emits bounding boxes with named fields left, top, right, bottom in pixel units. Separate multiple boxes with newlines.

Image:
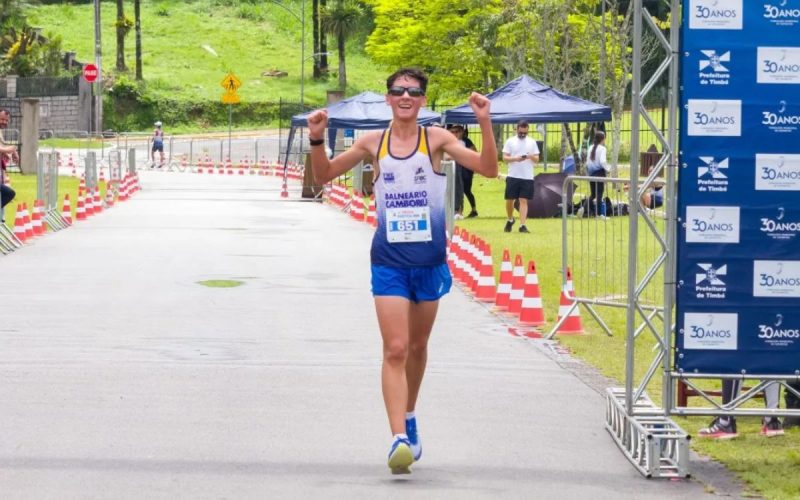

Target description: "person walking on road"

left=308, top=68, right=498, bottom=474
left=502, top=120, right=539, bottom=233
left=151, top=121, right=165, bottom=168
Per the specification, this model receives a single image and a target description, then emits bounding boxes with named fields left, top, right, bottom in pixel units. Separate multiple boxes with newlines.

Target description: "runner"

left=308, top=68, right=498, bottom=474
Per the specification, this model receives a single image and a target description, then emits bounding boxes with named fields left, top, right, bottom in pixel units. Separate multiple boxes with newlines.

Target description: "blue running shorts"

left=371, top=263, right=452, bottom=302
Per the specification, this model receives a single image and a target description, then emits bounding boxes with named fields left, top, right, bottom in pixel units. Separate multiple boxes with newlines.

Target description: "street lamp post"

left=93, top=0, right=103, bottom=135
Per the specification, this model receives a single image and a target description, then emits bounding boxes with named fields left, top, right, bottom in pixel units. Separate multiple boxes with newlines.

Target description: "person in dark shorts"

left=151, top=121, right=165, bottom=167
left=449, top=125, right=478, bottom=219
left=501, top=120, right=539, bottom=233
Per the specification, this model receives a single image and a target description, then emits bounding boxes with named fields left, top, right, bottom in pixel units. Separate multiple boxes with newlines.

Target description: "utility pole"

left=94, top=0, right=103, bottom=135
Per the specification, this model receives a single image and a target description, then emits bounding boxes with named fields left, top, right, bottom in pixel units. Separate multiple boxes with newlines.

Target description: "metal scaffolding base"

left=605, top=388, right=690, bottom=479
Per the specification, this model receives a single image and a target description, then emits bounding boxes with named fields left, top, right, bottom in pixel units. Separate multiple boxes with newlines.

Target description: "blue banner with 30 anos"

left=676, top=0, right=800, bottom=374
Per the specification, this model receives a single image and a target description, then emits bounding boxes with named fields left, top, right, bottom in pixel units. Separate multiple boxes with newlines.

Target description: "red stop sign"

left=83, top=64, right=98, bottom=83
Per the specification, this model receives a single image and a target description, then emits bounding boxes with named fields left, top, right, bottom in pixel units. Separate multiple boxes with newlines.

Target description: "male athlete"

left=308, top=68, right=498, bottom=474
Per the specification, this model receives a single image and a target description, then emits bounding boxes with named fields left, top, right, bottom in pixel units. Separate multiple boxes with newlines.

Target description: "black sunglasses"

left=388, top=86, right=425, bottom=97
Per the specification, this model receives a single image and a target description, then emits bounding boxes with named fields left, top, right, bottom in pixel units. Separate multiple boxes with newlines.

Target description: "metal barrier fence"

left=16, top=75, right=80, bottom=97
left=36, top=151, right=69, bottom=231
left=549, top=175, right=666, bottom=340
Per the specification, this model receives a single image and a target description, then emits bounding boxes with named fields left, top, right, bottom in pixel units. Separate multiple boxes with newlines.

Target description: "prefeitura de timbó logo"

left=760, top=206, right=800, bottom=241
left=695, top=262, right=728, bottom=299
left=683, top=312, right=738, bottom=350
left=757, top=47, right=800, bottom=84
left=697, top=156, right=729, bottom=192
left=753, top=260, right=800, bottom=297
left=758, top=313, right=800, bottom=347
left=763, top=0, right=800, bottom=27
left=762, top=100, right=800, bottom=133
left=699, top=50, right=731, bottom=86
left=690, top=0, right=743, bottom=29
left=756, top=154, right=800, bottom=191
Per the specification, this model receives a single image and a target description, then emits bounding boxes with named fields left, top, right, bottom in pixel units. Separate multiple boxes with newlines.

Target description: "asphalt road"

left=0, top=172, right=719, bottom=499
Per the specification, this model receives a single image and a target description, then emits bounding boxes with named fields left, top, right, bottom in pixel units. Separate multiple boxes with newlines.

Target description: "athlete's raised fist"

left=468, top=93, right=491, bottom=121
left=307, top=110, right=328, bottom=139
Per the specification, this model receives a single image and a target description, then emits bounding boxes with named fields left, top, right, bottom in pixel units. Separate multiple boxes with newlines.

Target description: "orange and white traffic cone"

left=454, top=229, right=469, bottom=285
left=84, top=188, right=95, bottom=217
left=22, top=203, right=33, bottom=240
left=494, top=249, right=513, bottom=310
left=507, top=254, right=526, bottom=315
left=475, top=243, right=496, bottom=302
left=366, top=195, right=376, bottom=227
left=13, top=204, right=26, bottom=243
left=76, top=192, right=86, bottom=221
left=280, top=175, right=289, bottom=198
left=32, top=199, right=45, bottom=236
left=556, top=268, right=584, bottom=335
left=350, top=191, right=365, bottom=222
left=93, top=188, right=103, bottom=213
left=519, top=260, right=546, bottom=326
left=466, top=235, right=479, bottom=293
left=61, top=194, right=72, bottom=225
left=105, top=185, right=115, bottom=207
left=447, top=227, right=461, bottom=274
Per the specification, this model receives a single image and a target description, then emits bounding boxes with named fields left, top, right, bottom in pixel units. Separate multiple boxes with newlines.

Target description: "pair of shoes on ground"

left=698, top=416, right=785, bottom=439
left=387, top=416, right=422, bottom=474
left=504, top=219, right=530, bottom=233
left=454, top=213, right=464, bottom=220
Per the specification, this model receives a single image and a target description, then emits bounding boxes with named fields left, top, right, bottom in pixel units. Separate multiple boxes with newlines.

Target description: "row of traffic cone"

left=11, top=201, right=46, bottom=243
left=448, top=226, right=583, bottom=335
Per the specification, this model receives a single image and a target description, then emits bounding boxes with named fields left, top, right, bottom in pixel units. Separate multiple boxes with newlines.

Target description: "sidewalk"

left=0, top=172, right=716, bottom=499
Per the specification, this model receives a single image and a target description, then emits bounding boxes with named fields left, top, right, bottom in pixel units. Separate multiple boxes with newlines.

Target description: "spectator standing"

left=502, top=120, right=539, bottom=233
left=151, top=121, right=165, bottom=167
left=586, top=131, right=608, bottom=218
left=0, top=109, right=18, bottom=222
left=449, top=125, right=478, bottom=219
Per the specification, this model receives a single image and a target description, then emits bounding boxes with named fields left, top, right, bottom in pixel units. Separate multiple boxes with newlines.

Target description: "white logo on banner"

left=762, top=100, right=800, bottom=133
left=684, top=313, right=738, bottom=350
left=756, top=154, right=800, bottom=190
left=686, top=206, right=740, bottom=243
left=754, top=260, right=800, bottom=297
left=695, top=263, right=728, bottom=299
left=758, top=313, right=800, bottom=347
left=697, top=156, right=729, bottom=192
left=758, top=47, right=800, bottom=84
left=699, top=50, right=731, bottom=86
left=760, top=206, right=800, bottom=241
left=763, top=1, right=800, bottom=26
left=690, top=0, right=743, bottom=29
left=688, top=100, right=742, bottom=136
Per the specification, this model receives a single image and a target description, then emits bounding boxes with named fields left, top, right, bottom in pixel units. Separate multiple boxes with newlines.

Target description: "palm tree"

left=322, top=0, right=363, bottom=90
left=134, top=0, right=142, bottom=80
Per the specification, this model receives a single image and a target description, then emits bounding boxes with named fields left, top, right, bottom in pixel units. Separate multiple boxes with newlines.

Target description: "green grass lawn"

left=452, top=166, right=800, bottom=499
left=27, top=0, right=387, bottom=106
left=40, top=138, right=113, bottom=149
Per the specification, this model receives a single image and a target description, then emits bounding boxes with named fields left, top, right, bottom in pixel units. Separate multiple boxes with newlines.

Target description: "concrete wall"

left=1, top=77, right=85, bottom=135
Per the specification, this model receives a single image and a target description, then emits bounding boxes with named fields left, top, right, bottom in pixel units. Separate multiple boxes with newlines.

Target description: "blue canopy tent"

left=443, top=75, right=611, bottom=218
left=285, top=91, right=442, bottom=165
left=442, top=75, right=611, bottom=124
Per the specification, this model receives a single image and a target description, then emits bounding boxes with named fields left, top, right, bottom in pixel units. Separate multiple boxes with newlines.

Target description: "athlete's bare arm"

left=307, top=109, right=381, bottom=185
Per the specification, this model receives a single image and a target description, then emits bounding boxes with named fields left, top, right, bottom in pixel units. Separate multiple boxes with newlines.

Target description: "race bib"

left=386, top=206, right=432, bottom=243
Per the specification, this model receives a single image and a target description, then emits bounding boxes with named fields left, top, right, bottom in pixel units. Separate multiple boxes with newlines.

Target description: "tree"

left=114, top=0, right=131, bottom=72
left=0, top=0, right=31, bottom=29
left=319, top=0, right=328, bottom=74
left=312, top=0, right=321, bottom=78
left=364, top=0, right=504, bottom=99
left=134, top=0, right=142, bottom=80
left=322, top=0, right=363, bottom=90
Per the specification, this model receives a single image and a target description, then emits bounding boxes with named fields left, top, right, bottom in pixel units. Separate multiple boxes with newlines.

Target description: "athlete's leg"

left=505, top=198, right=514, bottom=219
left=406, top=299, right=439, bottom=412
left=375, top=296, right=411, bottom=435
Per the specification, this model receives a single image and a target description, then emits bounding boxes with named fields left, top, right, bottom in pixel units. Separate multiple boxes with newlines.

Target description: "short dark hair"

left=386, top=68, right=428, bottom=94
left=516, top=120, right=529, bottom=128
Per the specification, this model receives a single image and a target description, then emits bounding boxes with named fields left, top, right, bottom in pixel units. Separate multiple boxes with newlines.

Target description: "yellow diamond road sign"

left=221, top=73, right=242, bottom=93
left=221, top=93, right=240, bottom=104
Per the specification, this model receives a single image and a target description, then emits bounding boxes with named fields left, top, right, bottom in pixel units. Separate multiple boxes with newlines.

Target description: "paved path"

left=0, top=172, right=716, bottom=499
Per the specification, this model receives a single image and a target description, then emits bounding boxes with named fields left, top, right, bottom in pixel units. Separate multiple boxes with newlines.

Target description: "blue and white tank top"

left=370, top=126, right=448, bottom=267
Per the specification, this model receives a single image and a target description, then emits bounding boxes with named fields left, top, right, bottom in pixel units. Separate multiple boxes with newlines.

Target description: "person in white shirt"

left=501, top=120, right=539, bottom=233
left=585, top=131, right=608, bottom=217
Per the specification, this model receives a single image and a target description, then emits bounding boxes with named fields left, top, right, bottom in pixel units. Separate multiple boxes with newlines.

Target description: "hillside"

left=27, top=0, right=388, bottom=122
